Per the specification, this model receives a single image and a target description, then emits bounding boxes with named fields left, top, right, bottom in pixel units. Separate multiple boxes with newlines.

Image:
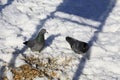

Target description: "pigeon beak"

left=46, top=31, right=48, bottom=33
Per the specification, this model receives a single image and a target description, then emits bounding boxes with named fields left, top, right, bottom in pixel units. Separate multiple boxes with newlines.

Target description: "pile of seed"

left=2, top=55, right=74, bottom=80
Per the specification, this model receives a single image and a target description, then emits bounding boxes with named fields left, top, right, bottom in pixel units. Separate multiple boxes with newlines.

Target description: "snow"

left=0, top=0, right=7, bottom=5
left=0, top=0, right=120, bottom=80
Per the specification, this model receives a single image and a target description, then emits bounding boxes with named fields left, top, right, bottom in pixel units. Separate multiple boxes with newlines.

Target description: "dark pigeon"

left=66, top=36, right=89, bottom=54
left=23, top=29, right=47, bottom=52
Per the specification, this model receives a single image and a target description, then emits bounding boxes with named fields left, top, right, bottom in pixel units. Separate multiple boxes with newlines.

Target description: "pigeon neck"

left=67, top=39, right=74, bottom=46
left=37, top=34, right=44, bottom=42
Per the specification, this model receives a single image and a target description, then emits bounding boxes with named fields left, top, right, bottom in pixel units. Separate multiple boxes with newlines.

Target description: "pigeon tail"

left=23, top=41, right=28, bottom=45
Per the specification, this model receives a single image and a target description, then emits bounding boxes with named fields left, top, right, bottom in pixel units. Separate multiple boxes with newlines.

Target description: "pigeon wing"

left=26, top=40, right=35, bottom=48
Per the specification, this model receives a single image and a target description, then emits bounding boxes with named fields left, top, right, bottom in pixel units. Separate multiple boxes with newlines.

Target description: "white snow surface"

left=0, top=0, right=120, bottom=80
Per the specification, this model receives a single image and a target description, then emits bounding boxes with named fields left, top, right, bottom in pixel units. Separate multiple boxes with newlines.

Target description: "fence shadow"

left=0, top=59, right=6, bottom=79
left=57, top=0, right=110, bottom=21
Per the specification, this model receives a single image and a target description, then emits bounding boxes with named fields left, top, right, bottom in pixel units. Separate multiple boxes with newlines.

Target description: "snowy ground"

left=0, top=0, right=120, bottom=80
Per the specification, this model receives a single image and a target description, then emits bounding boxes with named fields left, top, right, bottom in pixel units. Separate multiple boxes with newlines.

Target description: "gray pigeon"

left=23, top=29, right=47, bottom=52
left=66, top=36, right=89, bottom=54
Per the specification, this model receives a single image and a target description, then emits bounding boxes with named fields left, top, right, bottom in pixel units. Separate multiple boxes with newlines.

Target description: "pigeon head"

left=66, top=36, right=71, bottom=42
left=66, top=36, right=74, bottom=44
left=66, top=36, right=75, bottom=45
left=39, top=29, right=47, bottom=34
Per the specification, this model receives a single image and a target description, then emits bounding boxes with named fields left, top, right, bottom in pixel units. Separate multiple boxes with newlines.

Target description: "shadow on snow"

left=0, top=0, right=14, bottom=12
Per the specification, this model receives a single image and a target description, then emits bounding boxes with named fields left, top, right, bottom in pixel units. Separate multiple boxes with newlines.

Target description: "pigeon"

left=23, top=29, right=47, bottom=52
left=66, top=36, right=89, bottom=54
